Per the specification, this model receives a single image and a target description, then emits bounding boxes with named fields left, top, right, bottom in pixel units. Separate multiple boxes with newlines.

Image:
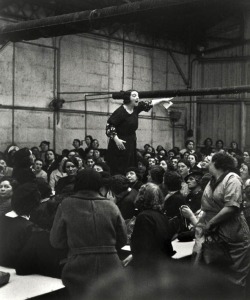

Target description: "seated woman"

left=43, top=149, right=58, bottom=181
left=163, top=171, right=186, bottom=219
left=240, top=162, right=250, bottom=189
left=12, top=148, right=36, bottom=184
left=148, top=165, right=167, bottom=197
left=33, top=158, right=48, bottom=182
left=0, top=158, right=13, bottom=177
left=214, top=139, right=225, bottom=153
left=228, top=141, right=242, bottom=157
left=50, top=169, right=127, bottom=299
left=49, top=157, right=67, bottom=192
left=177, top=159, right=191, bottom=197
left=0, top=183, right=40, bottom=268
left=187, top=153, right=200, bottom=172
left=200, top=138, right=213, bottom=156
left=130, top=183, right=176, bottom=268
left=55, top=158, right=78, bottom=197
left=0, top=176, right=19, bottom=216
left=125, top=167, right=143, bottom=191
left=110, top=175, right=138, bottom=220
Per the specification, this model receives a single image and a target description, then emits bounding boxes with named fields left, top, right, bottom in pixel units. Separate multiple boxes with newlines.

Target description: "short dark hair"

left=62, top=158, right=79, bottom=173
left=12, top=183, right=41, bottom=215
left=211, top=153, right=235, bottom=172
left=110, top=175, right=130, bottom=195
left=215, top=139, right=224, bottom=147
left=149, top=166, right=165, bottom=184
left=73, top=139, right=80, bottom=144
left=85, top=135, right=93, bottom=141
left=204, top=138, right=213, bottom=146
left=0, top=176, right=19, bottom=191
left=35, top=178, right=52, bottom=199
left=177, top=159, right=191, bottom=169
left=74, top=169, right=102, bottom=192
left=185, top=140, right=194, bottom=148
left=122, top=89, right=138, bottom=104
left=164, top=171, right=182, bottom=191
left=188, top=153, right=198, bottom=162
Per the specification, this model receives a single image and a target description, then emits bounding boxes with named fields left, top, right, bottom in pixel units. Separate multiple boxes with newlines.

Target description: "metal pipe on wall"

left=112, top=85, right=250, bottom=99
left=12, top=42, right=15, bottom=144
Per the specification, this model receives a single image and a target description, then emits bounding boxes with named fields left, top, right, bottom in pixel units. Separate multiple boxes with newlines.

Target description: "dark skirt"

left=106, top=134, right=137, bottom=175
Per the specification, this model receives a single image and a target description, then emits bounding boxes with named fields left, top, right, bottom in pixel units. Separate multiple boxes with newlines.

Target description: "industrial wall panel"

left=13, top=110, right=54, bottom=149
left=196, top=103, right=241, bottom=149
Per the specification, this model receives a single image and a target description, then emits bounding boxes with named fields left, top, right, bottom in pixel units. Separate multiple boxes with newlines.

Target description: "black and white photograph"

left=0, top=0, right=250, bottom=299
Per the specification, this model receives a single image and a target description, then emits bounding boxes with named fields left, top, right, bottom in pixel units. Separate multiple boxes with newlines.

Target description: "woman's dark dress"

left=106, top=102, right=152, bottom=175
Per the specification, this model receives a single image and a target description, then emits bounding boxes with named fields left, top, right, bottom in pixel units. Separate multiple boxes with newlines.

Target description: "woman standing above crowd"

left=106, top=90, right=172, bottom=175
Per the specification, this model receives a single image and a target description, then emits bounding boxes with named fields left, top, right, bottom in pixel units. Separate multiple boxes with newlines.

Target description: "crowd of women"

left=0, top=134, right=249, bottom=299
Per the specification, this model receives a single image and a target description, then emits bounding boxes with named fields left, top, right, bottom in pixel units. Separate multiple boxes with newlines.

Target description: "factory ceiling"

left=0, top=0, right=249, bottom=53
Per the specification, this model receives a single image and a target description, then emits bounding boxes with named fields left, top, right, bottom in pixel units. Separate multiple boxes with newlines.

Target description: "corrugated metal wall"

left=195, top=43, right=250, bottom=150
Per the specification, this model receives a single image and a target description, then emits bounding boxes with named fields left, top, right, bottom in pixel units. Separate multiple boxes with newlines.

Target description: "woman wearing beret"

left=106, top=90, right=172, bottom=175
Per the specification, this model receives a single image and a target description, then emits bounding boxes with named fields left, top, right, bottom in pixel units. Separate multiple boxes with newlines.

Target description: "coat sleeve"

left=136, top=101, right=153, bottom=114
left=115, top=210, right=127, bottom=249
left=50, top=204, right=68, bottom=249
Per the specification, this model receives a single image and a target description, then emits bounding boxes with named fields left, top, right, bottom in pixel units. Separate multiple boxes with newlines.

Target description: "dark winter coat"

left=50, top=190, right=127, bottom=298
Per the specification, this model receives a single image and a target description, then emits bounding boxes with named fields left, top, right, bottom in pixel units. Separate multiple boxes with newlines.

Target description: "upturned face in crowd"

left=92, top=140, right=99, bottom=149
left=86, top=149, right=94, bottom=158
left=138, top=161, right=146, bottom=173
left=171, top=158, right=178, bottom=170
left=34, top=160, right=43, bottom=172
left=126, top=171, right=138, bottom=183
left=159, top=150, right=166, bottom=157
left=0, top=160, right=7, bottom=172
left=129, top=91, right=139, bottom=107
left=205, top=139, right=212, bottom=147
left=68, top=151, right=76, bottom=160
left=168, top=151, right=175, bottom=159
left=231, top=142, right=237, bottom=149
left=144, top=153, right=151, bottom=160
left=46, top=151, right=55, bottom=162
left=0, top=180, right=13, bottom=200
left=159, top=160, right=168, bottom=171
left=240, top=164, right=249, bottom=180
left=183, top=152, right=189, bottom=160
left=178, top=162, right=189, bottom=177
left=40, top=143, right=49, bottom=152
left=75, top=157, right=83, bottom=169
left=187, top=142, right=194, bottom=151
left=200, top=156, right=211, bottom=170
left=186, top=176, right=198, bottom=190
left=148, top=158, right=156, bottom=167
left=216, top=141, right=223, bottom=149
left=86, top=158, right=95, bottom=168
left=65, top=161, right=77, bottom=176
left=85, top=137, right=92, bottom=147
left=147, top=147, right=153, bottom=154
left=243, top=152, right=250, bottom=163
left=93, top=150, right=100, bottom=159
left=188, top=155, right=196, bottom=167
left=208, top=161, right=217, bottom=176
left=72, top=140, right=80, bottom=149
